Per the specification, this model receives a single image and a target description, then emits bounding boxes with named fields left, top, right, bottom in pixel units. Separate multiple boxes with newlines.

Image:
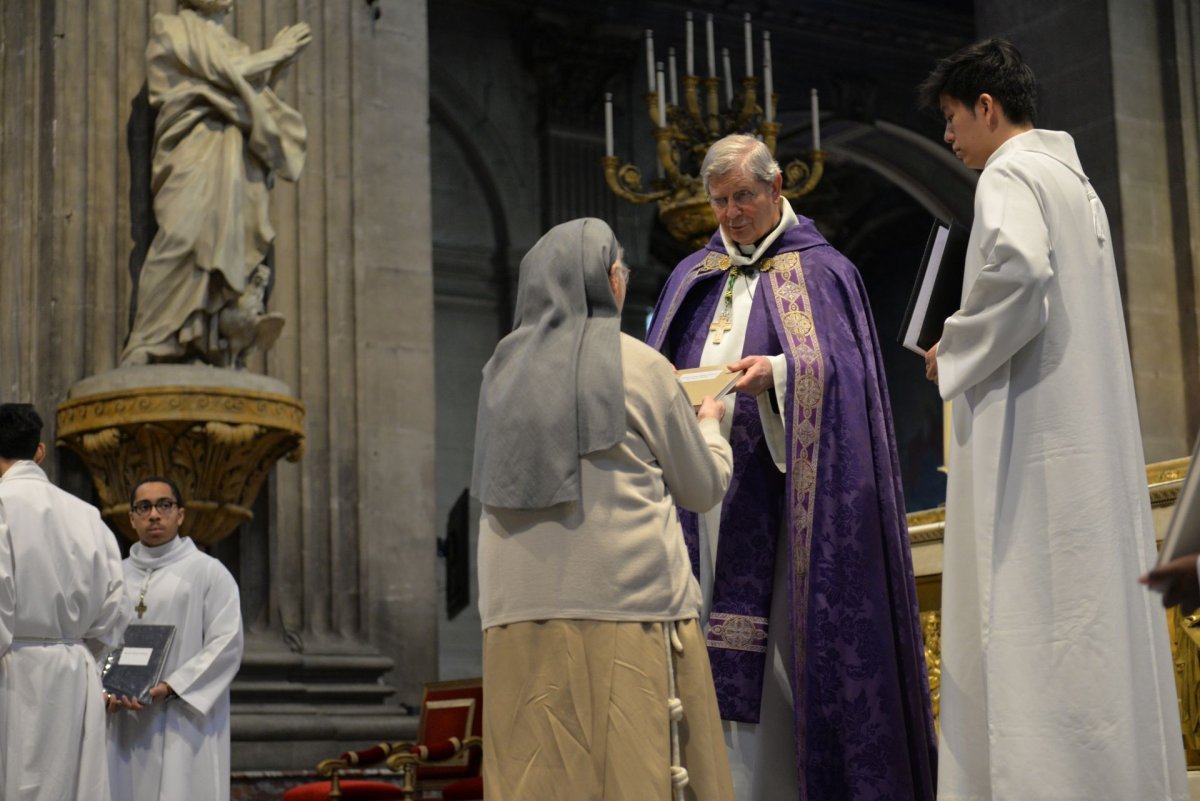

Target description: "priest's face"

left=708, top=169, right=784, bottom=246
left=129, top=481, right=185, bottom=547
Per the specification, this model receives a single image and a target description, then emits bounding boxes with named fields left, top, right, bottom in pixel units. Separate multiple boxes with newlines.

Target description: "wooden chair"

left=282, top=678, right=483, bottom=801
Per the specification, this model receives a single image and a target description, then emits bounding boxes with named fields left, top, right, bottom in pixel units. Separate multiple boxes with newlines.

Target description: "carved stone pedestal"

left=55, top=365, right=305, bottom=544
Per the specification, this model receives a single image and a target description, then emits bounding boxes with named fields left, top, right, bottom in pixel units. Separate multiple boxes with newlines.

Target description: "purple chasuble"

left=647, top=219, right=937, bottom=801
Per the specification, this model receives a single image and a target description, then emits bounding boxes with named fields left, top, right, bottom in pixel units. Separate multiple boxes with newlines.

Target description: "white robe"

left=936, top=129, right=1189, bottom=801
left=106, top=536, right=244, bottom=801
left=695, top=203, right=799, bottom=801
left=0, top=461, right=129, bottom=801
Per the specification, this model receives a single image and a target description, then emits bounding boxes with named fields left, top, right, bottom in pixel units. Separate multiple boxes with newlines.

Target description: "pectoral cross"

left=709, top=315, right=733, bottom=344
left=135, top=599, right=147, bottom=619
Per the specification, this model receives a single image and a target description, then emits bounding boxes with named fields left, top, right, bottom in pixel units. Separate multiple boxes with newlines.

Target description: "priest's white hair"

left=701, top=134, right=782, bottom=194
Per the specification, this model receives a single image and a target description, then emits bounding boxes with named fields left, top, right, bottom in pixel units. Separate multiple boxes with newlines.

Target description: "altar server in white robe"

left=0, top=402, right=130, bottom=801
left=106, top=476, right=244, bottom=801
left=920, top=38, right=1189, bottom=801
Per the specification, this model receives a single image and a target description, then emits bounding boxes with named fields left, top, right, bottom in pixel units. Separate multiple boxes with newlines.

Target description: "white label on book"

left=678, top=368, right=724, bottom=382
left=118, top=647, right=154, bottom=667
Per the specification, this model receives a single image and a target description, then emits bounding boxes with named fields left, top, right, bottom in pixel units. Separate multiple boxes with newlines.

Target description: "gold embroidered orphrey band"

left=767, top=251, right=824, bottom=752
left=707, top=612, right=769, bottom=653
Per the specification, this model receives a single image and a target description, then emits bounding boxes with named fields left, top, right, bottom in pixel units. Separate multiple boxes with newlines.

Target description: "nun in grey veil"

left=472, top=218, right=736, bottom=801
left=471, top=217, right=624, bottom=510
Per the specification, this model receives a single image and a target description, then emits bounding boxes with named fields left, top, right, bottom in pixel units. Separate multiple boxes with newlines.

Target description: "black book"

left=102, top=624, right=176, bottom=703
left=898, top=218, right=971, bottom=355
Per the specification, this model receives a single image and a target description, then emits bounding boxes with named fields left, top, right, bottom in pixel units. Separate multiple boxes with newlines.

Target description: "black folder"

left=898, top=218, right=971, bottom=355
left=102, top=624, right=176, bottom=703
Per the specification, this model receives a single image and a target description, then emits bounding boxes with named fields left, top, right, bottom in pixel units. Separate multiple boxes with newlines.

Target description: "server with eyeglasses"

left=105, top=475, right=244, bottom=801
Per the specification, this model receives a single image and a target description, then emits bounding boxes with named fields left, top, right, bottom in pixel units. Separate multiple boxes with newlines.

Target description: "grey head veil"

left=471, top=218, right=625, bottom=510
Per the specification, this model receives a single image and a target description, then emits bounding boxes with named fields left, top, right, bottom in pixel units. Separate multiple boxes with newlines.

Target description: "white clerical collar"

left=129, top=534, right=195, bottom=570
left=719, top=198, right=799, bottom=267
left=0, top=460, right=47, bottom=483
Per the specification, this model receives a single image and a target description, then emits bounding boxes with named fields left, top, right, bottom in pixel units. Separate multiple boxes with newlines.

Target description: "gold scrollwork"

left=57, top=387, right=305, bottom=546
left=920, top=610, right=941, bottom=724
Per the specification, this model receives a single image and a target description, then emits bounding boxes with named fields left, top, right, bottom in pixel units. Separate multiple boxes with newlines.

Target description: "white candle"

left=763, top=33, right=774, bottom=121
left=604, top=92, right=614, bottom=156
left=668, top=48, right=679, bottom=107
left=722, top=48, right=733, bottom=107
left=656, top=62, right=667, bottom=127
left=686, top=12, right=694, bottom=76
left=743, top=13, right=753, bottom=77
left=706, top=14, right=716, bottom=78
left=811, top=88, right=821, bottom=150
left=645, top=30, right=655, bottom=91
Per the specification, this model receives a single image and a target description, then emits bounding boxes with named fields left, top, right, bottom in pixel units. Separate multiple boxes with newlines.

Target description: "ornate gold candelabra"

left=603, top=38, right=824, bottom=249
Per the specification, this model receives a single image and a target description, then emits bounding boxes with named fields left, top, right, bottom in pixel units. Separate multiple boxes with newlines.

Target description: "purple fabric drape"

left=647, top=219, right=937, bottom=801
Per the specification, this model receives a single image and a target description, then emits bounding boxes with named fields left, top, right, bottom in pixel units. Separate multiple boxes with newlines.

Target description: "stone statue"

left=121, top=0, right=311, bottom=368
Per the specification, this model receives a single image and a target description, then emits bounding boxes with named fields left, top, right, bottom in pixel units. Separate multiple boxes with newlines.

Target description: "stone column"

left=0, top=0, right=436, bottom=769
left=975, top=0, right=1200, bottom=459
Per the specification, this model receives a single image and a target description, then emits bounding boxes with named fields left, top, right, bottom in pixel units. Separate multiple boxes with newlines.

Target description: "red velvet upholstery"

left=415, top=679, right=483, bottom=783
left=282, top=678, right=483, bottom=801
left=281, top=779, right=408, bottom=801
left=441, top=776, right=484, bottom=800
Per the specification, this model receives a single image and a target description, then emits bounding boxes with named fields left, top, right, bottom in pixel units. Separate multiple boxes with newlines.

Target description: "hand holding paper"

left=728, top=355, right=772, bottom=396
left=697, top=396, right=726, bottom=422
left=676, top=365, right=744, bottom=407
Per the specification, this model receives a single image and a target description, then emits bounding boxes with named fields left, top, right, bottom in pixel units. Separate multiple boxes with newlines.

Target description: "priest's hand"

left=924, top=342, right=939, bottom=384
left=1141, top=554, right=1200, bottom=614
left=727, top=356, right=771, bottom=396
left=697, top=396, right=726, bottom=422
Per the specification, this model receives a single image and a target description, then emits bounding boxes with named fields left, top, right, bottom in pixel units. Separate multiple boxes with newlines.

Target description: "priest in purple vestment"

left=646, top=134, right=936, bottom=801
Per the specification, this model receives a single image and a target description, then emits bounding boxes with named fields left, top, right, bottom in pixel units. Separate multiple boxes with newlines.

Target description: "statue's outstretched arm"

left=230, top=22, right=312, bottom=85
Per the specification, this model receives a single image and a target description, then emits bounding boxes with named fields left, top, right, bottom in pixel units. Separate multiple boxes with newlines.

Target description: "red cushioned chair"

left=282, top=678, right=483, bottom=801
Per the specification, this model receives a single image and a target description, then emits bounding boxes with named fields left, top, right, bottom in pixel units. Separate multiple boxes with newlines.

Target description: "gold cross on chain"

left=709, top=315, right=733, bottom=344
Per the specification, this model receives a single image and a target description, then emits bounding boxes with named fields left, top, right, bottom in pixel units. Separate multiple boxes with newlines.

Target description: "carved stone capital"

left=57, top=366, right=305, bottom=545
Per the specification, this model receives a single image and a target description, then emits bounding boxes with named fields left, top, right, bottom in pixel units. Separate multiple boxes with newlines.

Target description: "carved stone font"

left=57, top=366, right=305, bottom=545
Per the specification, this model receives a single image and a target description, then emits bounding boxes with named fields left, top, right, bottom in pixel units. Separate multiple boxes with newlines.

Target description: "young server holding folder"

left=106, top=477, right=244, bottom=801
left=919, top=38, right=1188, bottom=801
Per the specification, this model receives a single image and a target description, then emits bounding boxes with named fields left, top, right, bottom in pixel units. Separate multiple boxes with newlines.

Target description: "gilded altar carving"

left=57, top=385, right=305, bottom=546
left=920, top=610, right=941, bottom=724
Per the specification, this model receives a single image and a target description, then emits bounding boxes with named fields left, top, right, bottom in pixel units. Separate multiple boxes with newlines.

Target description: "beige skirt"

left=482, top=618, right=733, bottom=801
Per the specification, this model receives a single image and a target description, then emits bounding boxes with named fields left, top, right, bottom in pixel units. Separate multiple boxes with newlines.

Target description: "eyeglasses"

left=708, top=188, right=761, bottom=211
left=131, top=499, right=180, bottom=516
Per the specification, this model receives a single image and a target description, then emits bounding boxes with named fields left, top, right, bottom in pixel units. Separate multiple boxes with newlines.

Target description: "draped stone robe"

left=647, top=219, right=937, bottom=801
left=122, top=8, right=306, bottom=365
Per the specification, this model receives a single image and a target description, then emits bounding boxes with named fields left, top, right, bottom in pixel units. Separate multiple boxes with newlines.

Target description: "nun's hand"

left=697, top=396, right=725, bottom=422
